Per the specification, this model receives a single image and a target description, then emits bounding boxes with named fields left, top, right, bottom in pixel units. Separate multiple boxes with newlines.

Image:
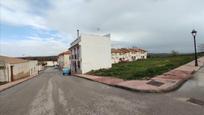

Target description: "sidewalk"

left=74, top=57, right=204, bottom=93
left=0, top=74, right=37, bottom=92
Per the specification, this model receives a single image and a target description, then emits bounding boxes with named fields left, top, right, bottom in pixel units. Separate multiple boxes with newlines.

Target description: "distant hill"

left=148, top=52, right=204, bottom=58
left=19, top=56, right=58, bottom=61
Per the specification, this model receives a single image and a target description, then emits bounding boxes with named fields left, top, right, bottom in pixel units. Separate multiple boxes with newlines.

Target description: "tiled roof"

left=0, top=55, right=28, bottom=64
left=111, top=48, right=146, bottom=54
left=58, top=50, right=71, bottom=56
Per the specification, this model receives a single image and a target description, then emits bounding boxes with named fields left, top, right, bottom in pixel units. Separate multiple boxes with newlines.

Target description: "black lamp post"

left=191, top=29, right=198, bottom=66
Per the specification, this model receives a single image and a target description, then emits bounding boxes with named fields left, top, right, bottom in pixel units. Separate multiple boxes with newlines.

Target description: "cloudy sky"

left=0, top=0, right=204, bottom=56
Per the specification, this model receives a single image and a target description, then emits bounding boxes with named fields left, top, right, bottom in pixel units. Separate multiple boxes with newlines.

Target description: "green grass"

left=0, top=82, right=7, bottom=85
left=88, top=55, right=195, bottom=80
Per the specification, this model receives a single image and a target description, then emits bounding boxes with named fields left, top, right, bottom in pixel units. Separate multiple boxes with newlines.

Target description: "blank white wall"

left=80, top=34, right=112, bottom=73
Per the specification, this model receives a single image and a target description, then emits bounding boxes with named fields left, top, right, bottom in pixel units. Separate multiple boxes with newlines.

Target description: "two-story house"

left=69, top=31, right=112, bottom=74
left=57, top=50, right=71, bottom=69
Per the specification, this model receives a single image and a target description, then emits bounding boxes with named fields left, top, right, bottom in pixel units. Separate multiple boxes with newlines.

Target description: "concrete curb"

left=73, top=74, right=120, bottom=87
left=0, top=75, right=37, bottom=92
left=157, top=65, right=204, bottom=93
left=73, top=57, right=204, bottom=93
left=74, top=74, right=186, bottom=93
left=73, top=71, right=194, bottom=93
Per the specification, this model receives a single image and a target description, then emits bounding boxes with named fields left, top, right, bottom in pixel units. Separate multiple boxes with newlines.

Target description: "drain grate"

left=147, top=80, right=164, bottom=87
left=187, top=98, right=204, bottom=106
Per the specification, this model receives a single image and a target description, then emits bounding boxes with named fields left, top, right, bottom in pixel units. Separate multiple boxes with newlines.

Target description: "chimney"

left=77, top=29, right=79, bottom=38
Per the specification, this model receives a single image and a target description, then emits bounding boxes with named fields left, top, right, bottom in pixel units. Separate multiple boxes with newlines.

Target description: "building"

left=58, top=50, right=71, bottom=69
left=111, top=48, right=147, bottom=63
left=0, top=56, right=38, bottom=82
left=46, top=61, right=57, bottom=67
left=20, top=56, right=58, bottom=67
left=69, top=31, right=112, bottom=74
left=29, top=60, right=39, bottom=77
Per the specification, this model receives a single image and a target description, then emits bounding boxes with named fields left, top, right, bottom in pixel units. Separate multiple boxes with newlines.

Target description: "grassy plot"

left=88, top=56, right=194, bottom=80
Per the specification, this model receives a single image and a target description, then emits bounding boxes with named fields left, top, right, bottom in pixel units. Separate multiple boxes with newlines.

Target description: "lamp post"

left=191, top=29, right=198, bottom=66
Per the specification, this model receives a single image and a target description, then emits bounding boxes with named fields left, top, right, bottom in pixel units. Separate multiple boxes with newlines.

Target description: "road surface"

left=0, top=67, right=203, bottom=115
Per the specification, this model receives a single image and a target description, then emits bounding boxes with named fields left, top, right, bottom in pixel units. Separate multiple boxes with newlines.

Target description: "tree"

left=171, top=50, right=179, bottom=56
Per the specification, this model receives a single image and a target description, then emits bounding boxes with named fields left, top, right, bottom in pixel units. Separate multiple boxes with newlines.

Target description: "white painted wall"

left=0, top=62, right=10, bottom=82
left=80, top=34, right=112, bottom=73
left=0, top=60, right=39, bottom=82
left=63, top=54, right=70, bottom=68
left=29, top=61, right=38, bottom=77
left=58, top=55, right=64, bottom=69
left=70, top=34, right=112, bottom=74
left=46, top=61, right=57, bottom=66
left=112, top=51, right=148, bottom=64
left=58, top=54, right=70, bottom=69
left=38, top=65, right=44, bottom=71
left=12, top=62, right=30, bottom=80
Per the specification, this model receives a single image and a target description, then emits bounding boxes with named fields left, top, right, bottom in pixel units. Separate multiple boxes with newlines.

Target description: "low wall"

left=0, top=63, right=11, bottom=82
left=13, top=62, right=30, bottom=80
left=0, top=69, right=6, bottom=82
left=0, top=61, right=39, bottom=82
left=29, top=61, right=38, bottom=77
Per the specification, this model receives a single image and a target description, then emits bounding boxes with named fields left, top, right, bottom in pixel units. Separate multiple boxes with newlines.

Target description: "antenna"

left=77, top=29, right=79, bottom=38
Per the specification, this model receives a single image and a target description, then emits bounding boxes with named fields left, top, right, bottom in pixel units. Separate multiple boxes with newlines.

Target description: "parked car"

left=62, top=67, right=70, bottom=76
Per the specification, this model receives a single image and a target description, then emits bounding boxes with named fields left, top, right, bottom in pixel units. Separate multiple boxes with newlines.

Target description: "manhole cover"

left=187, top=98, right=204, bottom=106
left=147, top=80, right=164, bottom=87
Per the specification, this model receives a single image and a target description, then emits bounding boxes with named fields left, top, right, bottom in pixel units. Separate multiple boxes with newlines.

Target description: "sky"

left=0, top=0, right=204, bottom=57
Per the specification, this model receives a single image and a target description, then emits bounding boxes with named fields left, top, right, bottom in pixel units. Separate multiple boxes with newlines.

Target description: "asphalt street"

left=0, top=67, right=203, bottom=115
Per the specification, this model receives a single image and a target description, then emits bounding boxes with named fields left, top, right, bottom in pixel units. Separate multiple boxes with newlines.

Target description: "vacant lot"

left=88, top=56, right=194, bottom=80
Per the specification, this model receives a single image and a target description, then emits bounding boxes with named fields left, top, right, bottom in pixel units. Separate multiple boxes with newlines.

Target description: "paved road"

left=0, top=67, right=203, bottom=115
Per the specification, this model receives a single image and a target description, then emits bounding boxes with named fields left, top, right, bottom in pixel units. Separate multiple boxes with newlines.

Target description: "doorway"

left=10, top=65, right=14, bottom=81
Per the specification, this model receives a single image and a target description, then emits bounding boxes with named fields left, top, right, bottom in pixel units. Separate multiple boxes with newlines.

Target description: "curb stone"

left=73, top=57, right=204, bottom=93
left=0, top=75, right=37, bottom=92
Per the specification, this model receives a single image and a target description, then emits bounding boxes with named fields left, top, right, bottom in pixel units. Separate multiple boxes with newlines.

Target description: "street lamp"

left=191, top=29, right=198, bottom=66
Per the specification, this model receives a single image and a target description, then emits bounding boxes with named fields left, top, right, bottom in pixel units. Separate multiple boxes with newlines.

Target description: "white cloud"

left=1, top=0, right=204, bottom=56
left=45, top=0, right=204, bottom=41
left=0, top=0, right=47, bottom=29
left=0, top=36, right=68, bottom=57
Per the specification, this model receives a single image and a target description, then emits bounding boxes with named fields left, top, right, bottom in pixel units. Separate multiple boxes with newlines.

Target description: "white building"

left=0, top=56, right=38, bottom=82
left=58, top=51, right=71, bottom=69
left=29, top=61, right=39, bottom=77
left=69, top=32, right=112, bottom=74
left=111, top=48, right=147, bottom=63
left=46, top=61, right=57, bottom=67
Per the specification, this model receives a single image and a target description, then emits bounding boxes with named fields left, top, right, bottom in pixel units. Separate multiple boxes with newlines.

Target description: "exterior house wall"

left=58, top=55, right=64, bottom=69
left=63, top=55, right=70, bottom=68
left=57, top=51, right=70, bottom=69
left=12, top=61, right=38, bottom=80
left=0, top=62, right=10, bottom=82
left=0, top=57, right=39, bottom=82
left=0, top=62, right=6, bottom=82
left=54, top=61, right=58, bottom=66
left=70, top=45, right=81, bottom=74
left=46, top=61, right=57, bottom=67
left=111, top=49, right=147, bottom=64
left=0, top=69, right=5, bottom=81
left=12, top=62, right=30, bottom=80
left=70, top=34, right=112, bottom=74
left=38, top=65, right=44, bottom=71
left=29, top=61, right=38, bottom=77
left=81, top=35, right=112, bottom=74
